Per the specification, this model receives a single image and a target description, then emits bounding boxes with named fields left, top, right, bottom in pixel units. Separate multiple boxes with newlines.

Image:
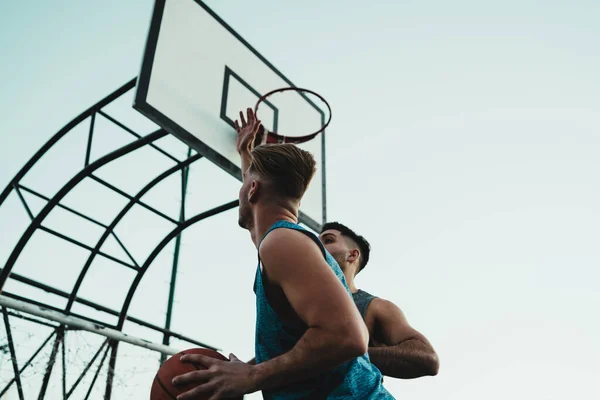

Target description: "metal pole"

left=0, top=295, right=186, bottom=356
left=161, top=147, right=192, bottom=364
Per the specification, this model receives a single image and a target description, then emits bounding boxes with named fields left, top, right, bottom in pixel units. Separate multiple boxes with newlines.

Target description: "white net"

left=0, top=310, right=177, bottom=400
left=0, top=308, right=166, bottom=399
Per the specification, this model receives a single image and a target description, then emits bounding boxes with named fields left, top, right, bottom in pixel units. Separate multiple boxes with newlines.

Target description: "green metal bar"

left=84, top=112, right=95, bottom=167
left=83, top=343, right=111, bottom=400
left=38, top=326, right=64, bottom=400
left=62, top=330, right=66, bottom=399
left=161, top=148, right=192, bottom=364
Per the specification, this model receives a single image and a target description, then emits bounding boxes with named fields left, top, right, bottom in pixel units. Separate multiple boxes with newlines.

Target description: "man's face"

left=319, top=229, right=350, bottom=269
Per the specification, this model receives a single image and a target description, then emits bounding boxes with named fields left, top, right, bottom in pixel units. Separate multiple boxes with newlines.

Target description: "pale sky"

left=1, top=0, right=599, bottom=399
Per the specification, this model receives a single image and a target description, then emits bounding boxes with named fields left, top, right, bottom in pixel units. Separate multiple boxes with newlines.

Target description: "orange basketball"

left=150, top=348, right=241, bottom=400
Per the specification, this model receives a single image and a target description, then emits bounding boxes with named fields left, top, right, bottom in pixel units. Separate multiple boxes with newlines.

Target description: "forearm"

left=368, top=339, right=439, bottom=379
left=240, top=148, right=253, bottom=176
left=252, top=327, right=362, bottom=391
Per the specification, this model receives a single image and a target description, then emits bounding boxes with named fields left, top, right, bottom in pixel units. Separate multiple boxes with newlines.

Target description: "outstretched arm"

left=367, top=299, right=439, bottom=379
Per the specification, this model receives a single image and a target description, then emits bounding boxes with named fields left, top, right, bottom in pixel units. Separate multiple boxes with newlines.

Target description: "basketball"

left=150, top=348, right=240, bottom=400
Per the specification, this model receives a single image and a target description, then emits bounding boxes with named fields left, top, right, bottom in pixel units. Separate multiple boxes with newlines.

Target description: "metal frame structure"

left=0, top=79, right=238, bottom=399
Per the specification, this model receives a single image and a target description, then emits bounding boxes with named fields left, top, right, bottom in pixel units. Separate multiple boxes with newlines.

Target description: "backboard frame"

left=133, top=0, right=327, bottom=231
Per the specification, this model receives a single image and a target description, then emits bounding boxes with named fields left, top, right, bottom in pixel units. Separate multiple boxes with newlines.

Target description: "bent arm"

left=252, top=229, right=369, bottom=391
left=368, top=299, right=439, bottom=378
left=369, top=339, right=439, bottom=378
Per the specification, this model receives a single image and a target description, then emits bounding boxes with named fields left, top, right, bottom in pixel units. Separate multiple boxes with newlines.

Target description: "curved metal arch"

left=64, top=152, right=203, bottom=312
left=0, top=79, right=136, bottom=209
left=0, top=129, right=168, bottom=290
left=116, top=199, right=240, bottom=331
left=103, top=198, right=239, bottom=396
left=1, top=77, right=247, bottom=399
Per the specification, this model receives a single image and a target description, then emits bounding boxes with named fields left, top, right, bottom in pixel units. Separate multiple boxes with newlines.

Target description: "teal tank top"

left=353, top=289, right=378, bottom=320
left=253, top=221, right=394, bottom=399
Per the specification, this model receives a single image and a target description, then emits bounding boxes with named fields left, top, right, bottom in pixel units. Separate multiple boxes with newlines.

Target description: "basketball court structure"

left=0, top=0, right=328, bottom=398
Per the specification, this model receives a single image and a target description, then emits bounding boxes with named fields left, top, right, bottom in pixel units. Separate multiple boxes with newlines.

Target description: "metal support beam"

left=65, top=153, right=203, bottom=314
left=38, top=326, right=64, bottom=400
left=0, top=295, right=185, bottom=355
left=84, top=343, right=110, bottom=400
left=161, top=148, right=192, bottom=364
left=3, top=272, right=213, bottom=349
left=0, top=128, right=168, bottom=290
left=66, top=339, right=108, bottom=398
left=103, top=339, right=119, bottom=400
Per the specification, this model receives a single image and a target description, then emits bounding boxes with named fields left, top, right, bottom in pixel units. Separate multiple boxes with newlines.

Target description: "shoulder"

left=366, top=296, right=429, bottom=346
left=258, top=226, right=327, bottom=281
left=259, top=225, right=320, bottom=256
left=367, top=297, right=407, bottom=322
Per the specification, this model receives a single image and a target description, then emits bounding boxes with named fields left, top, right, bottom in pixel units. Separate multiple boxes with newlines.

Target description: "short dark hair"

left=321, top=221, right=371, bottom=273
left=250, top=144, right=316, bottom=200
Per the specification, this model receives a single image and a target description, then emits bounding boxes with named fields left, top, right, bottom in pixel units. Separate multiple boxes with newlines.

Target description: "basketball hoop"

left=253, top=87, right=332, bottom=146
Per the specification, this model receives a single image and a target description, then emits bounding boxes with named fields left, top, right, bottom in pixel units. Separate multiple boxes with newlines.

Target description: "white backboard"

left=134, top=0, right=326, bottom=230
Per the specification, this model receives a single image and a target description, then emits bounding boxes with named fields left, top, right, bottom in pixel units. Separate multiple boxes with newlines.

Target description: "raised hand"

left=235, top=108, right=262, bottom=155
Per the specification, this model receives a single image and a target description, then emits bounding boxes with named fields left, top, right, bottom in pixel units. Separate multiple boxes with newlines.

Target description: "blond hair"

left=249, top=143, right=316, bottom=200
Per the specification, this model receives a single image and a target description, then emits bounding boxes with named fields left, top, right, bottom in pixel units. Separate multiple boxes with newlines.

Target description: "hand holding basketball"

left=234, top=108, right=262, bottom=155
left=174, top=352, right=256, bottom=399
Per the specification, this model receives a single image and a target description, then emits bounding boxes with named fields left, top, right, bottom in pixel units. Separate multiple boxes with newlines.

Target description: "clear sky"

left=1, top=0, right=599, bottom=399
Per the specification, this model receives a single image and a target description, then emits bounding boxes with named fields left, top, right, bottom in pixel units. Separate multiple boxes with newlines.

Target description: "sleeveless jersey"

left=253, top=220, right=394, bottom=399
left=353, top=289, right=378, bottom=320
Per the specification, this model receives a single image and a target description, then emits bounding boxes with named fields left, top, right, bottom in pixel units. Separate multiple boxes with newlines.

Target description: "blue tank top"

left=253, top=221, right=394, bottom=399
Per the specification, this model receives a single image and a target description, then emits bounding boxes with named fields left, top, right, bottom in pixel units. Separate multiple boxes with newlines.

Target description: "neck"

left=343, top=268, right=359, bottom=293
left=248, top=202, right=298, bottom=248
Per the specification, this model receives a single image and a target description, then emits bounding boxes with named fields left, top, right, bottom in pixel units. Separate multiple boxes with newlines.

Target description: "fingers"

left=176, top=380, right=218, bottom=400
left=180, top=354, right=218, bottom=368
left=172, top=369, right=211, bottom=386
left=252, top=120, right=262, bottom=135
left=237, top=108, right=260, bottom=136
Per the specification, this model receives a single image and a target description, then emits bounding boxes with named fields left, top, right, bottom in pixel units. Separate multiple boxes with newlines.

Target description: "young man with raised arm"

left=173, top=109, right=394, bottom=399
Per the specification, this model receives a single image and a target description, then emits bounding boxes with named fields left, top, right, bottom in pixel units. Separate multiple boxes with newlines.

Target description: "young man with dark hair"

left=319, top=222, right=440, bottom=379
left=173, top=109, right=394, bottom=399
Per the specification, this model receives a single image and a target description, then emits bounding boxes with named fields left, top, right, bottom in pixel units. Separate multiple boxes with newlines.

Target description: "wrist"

left=238, top=146, right=252, bottom=156
left=249, top=363, right=266, bottom=392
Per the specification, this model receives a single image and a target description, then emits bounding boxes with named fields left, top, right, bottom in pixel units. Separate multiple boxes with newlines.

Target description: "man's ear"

left=248, top=180, right=260, bottom=203
left=347, top=248, right=360, bottom=263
